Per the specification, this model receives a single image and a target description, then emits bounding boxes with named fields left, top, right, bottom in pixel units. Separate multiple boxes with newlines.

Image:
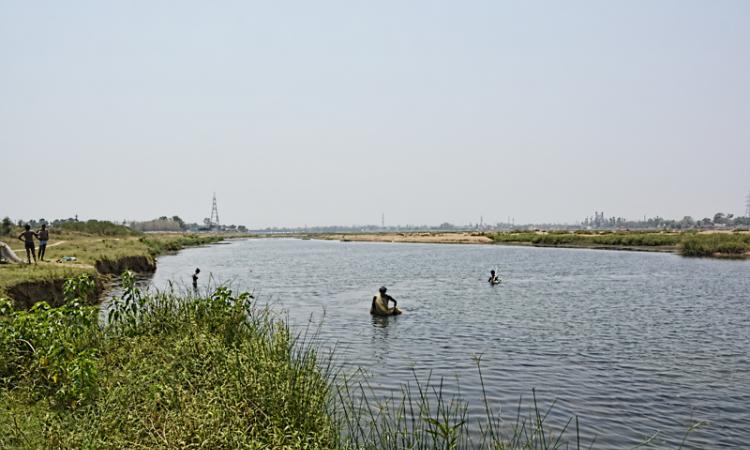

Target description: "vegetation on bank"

left=679, top=233, right=750, bottom=257
left=52, top=220, right=139, bottom=237
left=486, top=231, right=750, bottom=258
left=1, top=275, right=337, bottom=448
left=489, top=231, right=681, bottom=248
left=0, top=220, right=226, bottom=302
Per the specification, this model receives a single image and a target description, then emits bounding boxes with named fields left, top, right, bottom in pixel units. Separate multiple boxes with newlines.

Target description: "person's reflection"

left=371, top=315, right=390, bottom=329
left=370, top=315, right=393, bottom=363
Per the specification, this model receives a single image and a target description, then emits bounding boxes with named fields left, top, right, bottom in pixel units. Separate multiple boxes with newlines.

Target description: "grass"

left=1, top=276, right=704, bottom=449
left=0, top=276, right=337, bottom=449
left=488, top=231, right=682, bottom=248
left=487, top=231, right=750, bottom=258
left=53, top=219, right=138, bottom=236
left=679, top=233, right=750, bottom=257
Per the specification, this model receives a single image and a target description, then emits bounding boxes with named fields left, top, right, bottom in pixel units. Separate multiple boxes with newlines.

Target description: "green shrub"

left=680, top=234, right=750, bottom=257
left=56, top=220, right=137, bottom=236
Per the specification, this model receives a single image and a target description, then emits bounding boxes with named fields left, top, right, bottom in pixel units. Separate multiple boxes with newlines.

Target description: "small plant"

left=107, top=270, right=146, bottom=330
left=63, top=273, right=96, bottom=306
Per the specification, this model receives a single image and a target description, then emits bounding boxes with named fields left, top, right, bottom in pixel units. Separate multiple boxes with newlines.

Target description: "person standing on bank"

left=37, top=224, right=49, bottom=261
left=18, top=224, right=38, bottom=264
left=192, top=268, right=200, bottom=292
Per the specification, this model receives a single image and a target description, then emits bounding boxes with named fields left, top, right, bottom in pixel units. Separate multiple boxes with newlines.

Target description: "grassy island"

left=313, top=230, right=750, bottom=259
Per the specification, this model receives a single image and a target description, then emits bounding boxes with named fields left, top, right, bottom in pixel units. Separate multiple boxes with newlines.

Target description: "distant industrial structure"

left=202, top=193, right=221, bottom=230
left=746, top=190, right=750, bottom=218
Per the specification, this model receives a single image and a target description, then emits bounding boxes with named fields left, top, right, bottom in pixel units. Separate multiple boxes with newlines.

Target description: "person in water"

left=371, top=286, right=402, bottom=316
left=17, top=224, right=38, bottom=264
left=488, top=270, right=500, bottom=284
left=192, top=268, right=200, bottom=291
left=37, top=224, right=49, bottom=261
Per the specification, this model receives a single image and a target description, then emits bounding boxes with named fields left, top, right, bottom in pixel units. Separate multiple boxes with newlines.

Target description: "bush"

left=1, top=217, right=13, bottom=236
left=0, top=275, right=99, bottom=408
left=55, top=220, right=137, bottom=236
left=680, top=234, right=750, bottom=257
left=1, top=277, right=336, bottom=448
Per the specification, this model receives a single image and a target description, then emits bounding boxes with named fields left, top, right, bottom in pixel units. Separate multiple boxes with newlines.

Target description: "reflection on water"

left=371, top=315, right=393, bottom=329
left=144, top=238, right=750, bottom=448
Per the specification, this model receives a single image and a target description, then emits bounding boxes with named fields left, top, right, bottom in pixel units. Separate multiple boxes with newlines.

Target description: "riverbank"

left=312, top=230, right=750, bottom=258
left=0, top=228, right=228, bottom=307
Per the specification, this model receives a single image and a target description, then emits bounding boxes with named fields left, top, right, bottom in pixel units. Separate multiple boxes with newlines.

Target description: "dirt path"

left=10, top=240, right=67, bottom=253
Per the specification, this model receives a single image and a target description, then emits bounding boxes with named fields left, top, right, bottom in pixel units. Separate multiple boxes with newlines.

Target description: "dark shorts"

left=25, top=242, right=35, bottom=250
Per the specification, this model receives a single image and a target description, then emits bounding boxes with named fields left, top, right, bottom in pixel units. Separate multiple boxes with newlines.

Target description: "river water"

left=143, top=238, right=749, bottom=448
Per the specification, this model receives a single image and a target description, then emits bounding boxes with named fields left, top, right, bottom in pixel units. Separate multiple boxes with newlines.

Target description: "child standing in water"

left=192, top=268, right=200, bottom=292
left=18, top=224, right=38, bottom=264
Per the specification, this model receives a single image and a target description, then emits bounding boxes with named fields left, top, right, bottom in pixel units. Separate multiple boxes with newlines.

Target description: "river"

left=143, top=238, right=749, bottom=448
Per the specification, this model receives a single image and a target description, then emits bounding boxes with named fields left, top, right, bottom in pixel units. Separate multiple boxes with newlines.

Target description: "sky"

left=1, top=1, right=749, bottom=228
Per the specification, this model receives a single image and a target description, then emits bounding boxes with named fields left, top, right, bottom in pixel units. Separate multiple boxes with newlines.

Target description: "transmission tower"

left=209, top=193, right=220, bottom=228
left=746, top=190, right=750, bottom=218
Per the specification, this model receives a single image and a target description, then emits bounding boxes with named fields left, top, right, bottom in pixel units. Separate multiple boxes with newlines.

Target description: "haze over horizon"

left=2, top=1, right=749, bottom=228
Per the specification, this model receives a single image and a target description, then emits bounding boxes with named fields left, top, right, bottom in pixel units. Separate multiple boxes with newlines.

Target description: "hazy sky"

left=2, top=1, right=749, bottom=228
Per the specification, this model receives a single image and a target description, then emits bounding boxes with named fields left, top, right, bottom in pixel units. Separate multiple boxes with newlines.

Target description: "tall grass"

left=54, top=220, right=138, bottom=236
left=679, top=234, right=750, bottom=257
left=489, top=232, right=681, bottom=248
left=140, top=234, right=223, bottom=257
left=489, top=231, right=750, bottom=258
left=0, top=274, right=337, bottom=448
left=333, top=368, right=592, bottom=449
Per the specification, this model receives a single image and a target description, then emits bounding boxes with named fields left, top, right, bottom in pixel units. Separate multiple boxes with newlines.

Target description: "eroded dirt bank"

left=7, top=255, right=156, bottom=309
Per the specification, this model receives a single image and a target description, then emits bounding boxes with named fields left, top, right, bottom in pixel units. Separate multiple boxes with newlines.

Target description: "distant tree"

left=680, top=216, right=695, bottom=229
left=171, top=215, right=186, bottom=230
left=1, top=217, right=13, bottom=235
left=159, top=216, right=168, bottom=221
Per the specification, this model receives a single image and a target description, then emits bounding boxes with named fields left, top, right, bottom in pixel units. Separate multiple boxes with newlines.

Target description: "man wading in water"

left=370, top=286, right=402, bottom=316
left=37, top=224, right=49, bottom=261
left=18, top=224, right=38, bottom=264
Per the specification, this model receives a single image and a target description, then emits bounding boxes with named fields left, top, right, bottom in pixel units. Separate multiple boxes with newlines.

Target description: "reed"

left=679, top=234, right=750, bottom=257
left=489, top=231, right=750, bottom=258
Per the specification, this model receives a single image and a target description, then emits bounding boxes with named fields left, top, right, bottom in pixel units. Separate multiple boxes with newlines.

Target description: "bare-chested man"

left=18, top=224, right=38, bottom=264
left=37, top=224, right=49, bottom=261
